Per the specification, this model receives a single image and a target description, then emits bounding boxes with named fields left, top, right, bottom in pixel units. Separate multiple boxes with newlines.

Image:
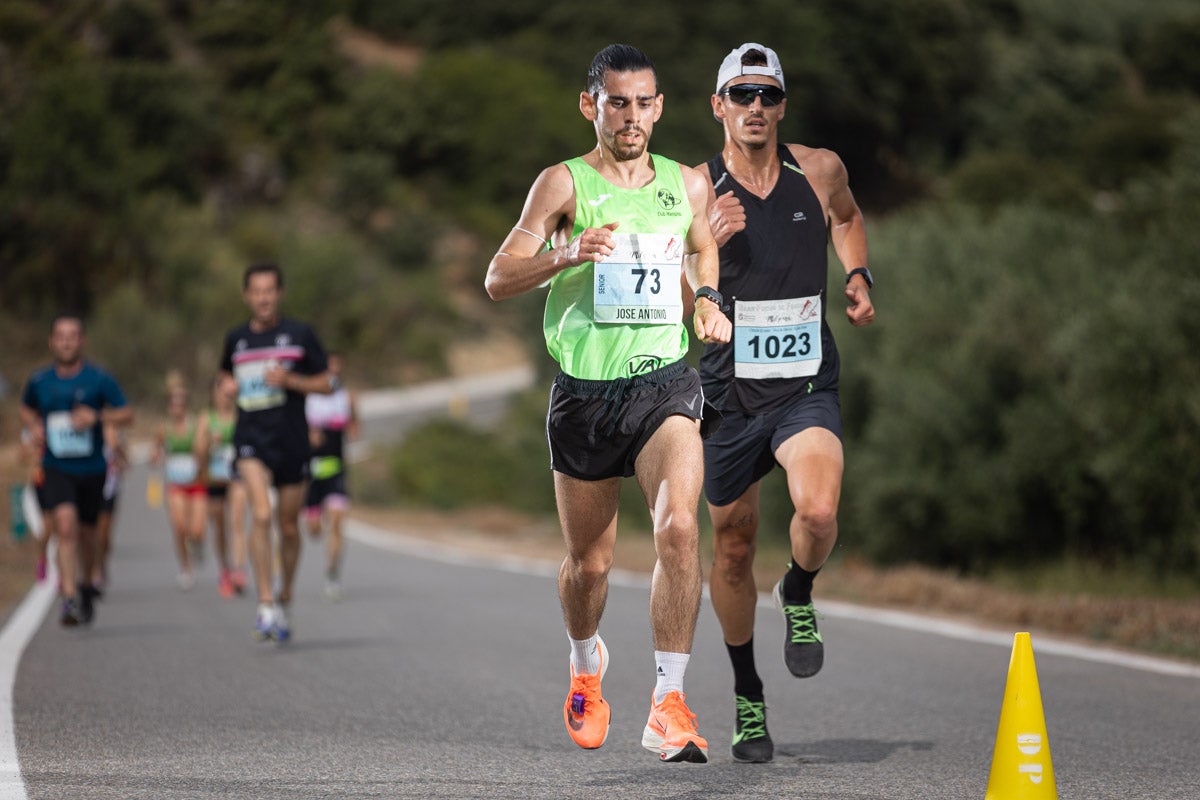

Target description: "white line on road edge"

left=0, top=557, right=56, bottom=800
left=347, top=518, right=1200, bottom=680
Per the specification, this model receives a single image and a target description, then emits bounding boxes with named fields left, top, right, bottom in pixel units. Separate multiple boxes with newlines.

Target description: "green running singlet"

left=543, top=154, right=694, bottom=380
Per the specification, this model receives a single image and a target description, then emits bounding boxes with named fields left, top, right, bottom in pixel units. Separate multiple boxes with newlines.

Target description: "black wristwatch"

left=846, top=267, right=874, bottom=289
left=694, top=285, right=724, bottom=309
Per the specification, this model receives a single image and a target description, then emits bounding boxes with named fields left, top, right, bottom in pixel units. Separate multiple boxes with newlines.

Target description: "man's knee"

left=277, top=520, right=301, bottom=540
left=564, top=539, right=614, bottom=581
left=795, top=495, right=838, bottom=539
left=653, top=510, right=700, bottom=561
left=712, top=526, right=756, bottom=576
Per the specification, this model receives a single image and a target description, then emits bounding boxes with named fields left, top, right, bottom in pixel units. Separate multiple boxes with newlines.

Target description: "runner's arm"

left=18, top=403, right=44, bottom=448
left=279, top=370, right=336, bottom=396
left=101, top=405, right=134, bottom=427
left=485, top=164, right=613, bottom=301
left=680, top=165, right=731, bottom=345
left=803, top=146, right=874, bottom=327
left=347, top=390, right=361, bottom=441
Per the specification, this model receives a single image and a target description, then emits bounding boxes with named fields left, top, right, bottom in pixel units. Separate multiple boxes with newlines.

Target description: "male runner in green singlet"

left=698, top=43, right=875, bottom=762
left=485, top=44, right=731, bottom=763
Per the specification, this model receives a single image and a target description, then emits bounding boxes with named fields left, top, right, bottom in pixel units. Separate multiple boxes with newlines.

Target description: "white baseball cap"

left=715, top=43, right=785, bottom=93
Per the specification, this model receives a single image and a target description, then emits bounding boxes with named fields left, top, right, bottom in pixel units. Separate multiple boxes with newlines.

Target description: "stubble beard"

left=608, top=127, right=647, bottom=162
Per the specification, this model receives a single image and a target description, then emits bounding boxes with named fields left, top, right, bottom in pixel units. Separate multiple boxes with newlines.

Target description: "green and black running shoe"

left=731, top=695, right=773, bottom=763
left=773, top=579, right=824, bottom=677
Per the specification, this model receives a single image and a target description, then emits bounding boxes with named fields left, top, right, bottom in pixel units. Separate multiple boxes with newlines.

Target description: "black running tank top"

left=700, top=145, right=839, bottom=413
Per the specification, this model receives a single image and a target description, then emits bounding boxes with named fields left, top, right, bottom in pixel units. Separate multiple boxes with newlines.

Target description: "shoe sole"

left=731, top=742, right=774, bottom=763
left=565, top=636, right=610, bottom=749
left=642, top=732, right=708, bottom=763
left=773, top=581, right=824, bottom=678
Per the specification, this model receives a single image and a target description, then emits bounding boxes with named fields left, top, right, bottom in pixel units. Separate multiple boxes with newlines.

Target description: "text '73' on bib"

left=733, top=295, right=822, bottom=379
left=593, top=233, right=684, bottom=324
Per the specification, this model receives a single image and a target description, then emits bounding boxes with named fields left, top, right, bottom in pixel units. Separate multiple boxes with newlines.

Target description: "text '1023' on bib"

left=733, top=294, right=822, bottom=379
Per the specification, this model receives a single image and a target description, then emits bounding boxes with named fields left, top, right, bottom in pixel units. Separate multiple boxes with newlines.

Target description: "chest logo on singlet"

left=793, top=211, right=807, bottom=222
left=656, top=189, right=681, bottom=211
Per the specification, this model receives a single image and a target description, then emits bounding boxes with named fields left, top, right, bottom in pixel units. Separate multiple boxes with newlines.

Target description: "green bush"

left=835, top=119, right=1200, bottom=575
left=389, top=390, right=555, bottom=513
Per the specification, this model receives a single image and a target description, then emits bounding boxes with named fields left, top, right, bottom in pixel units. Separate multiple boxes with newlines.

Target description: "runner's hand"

left=71, top=405, right=98, bottom=430
left=709, top=191, right=746, bottom=247
left=693, top=300, right=731, bottom=344
left=564, top=222, right=620, bottom=266
left=844, top=281, right=875, bottom=327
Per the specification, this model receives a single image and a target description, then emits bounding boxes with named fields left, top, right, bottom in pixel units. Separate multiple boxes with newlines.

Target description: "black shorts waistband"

left=554, top=359, right=689, bottom=396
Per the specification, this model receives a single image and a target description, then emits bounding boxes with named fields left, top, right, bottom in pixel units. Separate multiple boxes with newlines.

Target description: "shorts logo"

left=656, top=189, right=681, bottom=211
left=626, top=355, right=663, bottom=376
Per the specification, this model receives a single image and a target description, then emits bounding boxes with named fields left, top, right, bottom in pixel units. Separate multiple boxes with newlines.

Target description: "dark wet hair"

left=586, top=44, right=658, bottom=96
left=741, top=48, right=769, bottom=68
left=243, top=262, right=283, bottom=289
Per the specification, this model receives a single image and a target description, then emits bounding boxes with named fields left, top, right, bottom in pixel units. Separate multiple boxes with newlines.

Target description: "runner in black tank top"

left=701, top=144, right=840, bottom=414
left=698, top=42, right=875, bottom=764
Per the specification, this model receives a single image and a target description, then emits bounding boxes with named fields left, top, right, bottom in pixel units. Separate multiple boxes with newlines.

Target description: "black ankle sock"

left=782, top=561, right=820, bottom=605
left=726, top=639, right=764, bottom=699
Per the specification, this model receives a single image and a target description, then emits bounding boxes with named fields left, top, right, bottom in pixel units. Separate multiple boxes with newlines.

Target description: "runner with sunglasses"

left=485, top=44, right=730, bottom=763
left=697, top=43, right=875, bottom=762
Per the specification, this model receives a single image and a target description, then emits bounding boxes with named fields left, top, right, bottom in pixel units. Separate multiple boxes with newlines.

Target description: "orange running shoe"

left=563, top=636, right=610, bottom=749
left=642, top=691, right=708, bottom=763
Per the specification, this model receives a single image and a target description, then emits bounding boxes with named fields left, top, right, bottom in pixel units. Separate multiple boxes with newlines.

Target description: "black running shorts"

left=235, top=445, right=308, bottom=487
left=703, top=388, right=842, bottom=506
left=547, top=360, right=704, bottom=481
left=41, top=468, right=106, bottom=525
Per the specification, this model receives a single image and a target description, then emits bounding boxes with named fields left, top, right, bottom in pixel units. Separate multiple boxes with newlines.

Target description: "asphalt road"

left=4, top=369, right=1199, bottom=799
left=4, top=464, right=1198, bottom=800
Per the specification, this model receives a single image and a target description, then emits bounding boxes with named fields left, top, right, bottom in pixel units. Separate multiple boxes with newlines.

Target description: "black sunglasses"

left=720, top=83, right=786, bottom=107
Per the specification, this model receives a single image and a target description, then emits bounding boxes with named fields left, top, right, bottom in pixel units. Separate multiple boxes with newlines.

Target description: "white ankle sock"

left=569, top=634, right=601, bottom=675
left=653, top=650, right=690, bottom=703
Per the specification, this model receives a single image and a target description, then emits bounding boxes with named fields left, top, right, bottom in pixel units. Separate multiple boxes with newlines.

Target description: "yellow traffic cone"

left=145, top=471, right=163, bottom=510
left=985, top=632, right=1058, bottom=799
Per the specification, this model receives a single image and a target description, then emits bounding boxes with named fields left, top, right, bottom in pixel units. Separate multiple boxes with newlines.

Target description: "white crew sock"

left=653, top=651, right=690, bottom=703
left=569, top=634, right=601, bottom=675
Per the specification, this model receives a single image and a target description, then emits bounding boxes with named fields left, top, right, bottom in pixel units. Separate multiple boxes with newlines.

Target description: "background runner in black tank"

left=218, top=262, right=335, bottom=644
left=701, top=145, right=839, bottom=415
left=695, top=42, right=875, bottom=764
